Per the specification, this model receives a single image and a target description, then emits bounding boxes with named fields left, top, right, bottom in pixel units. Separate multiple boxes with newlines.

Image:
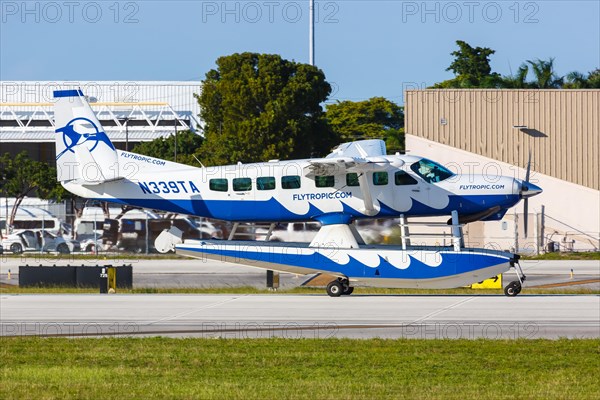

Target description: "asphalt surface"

left=1, top=256, right=598, bottom=289
left=1, top=294, right=598, bottom=339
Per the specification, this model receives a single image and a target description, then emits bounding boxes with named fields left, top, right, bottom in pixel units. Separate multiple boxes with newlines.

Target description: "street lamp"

left=174, top=118, right=178, bottom=163
left=120, top=117, right=132, bottom=151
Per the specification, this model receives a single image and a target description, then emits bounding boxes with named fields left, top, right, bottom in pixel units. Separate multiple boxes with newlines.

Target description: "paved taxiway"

left=1, top=294, right=598, bottom=339
left=1, top=258, right=598, bottom=288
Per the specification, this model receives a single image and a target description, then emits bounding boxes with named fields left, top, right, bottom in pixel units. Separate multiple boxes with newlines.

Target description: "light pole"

left=309, top=0, right=315, bottom=65
left=174, top=118, right=178, bottom=163
left=121, top=117, right=132, bottom=151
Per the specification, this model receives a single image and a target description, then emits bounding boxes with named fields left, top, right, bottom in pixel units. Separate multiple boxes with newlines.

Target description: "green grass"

left=1, top=284, right=598, bottom=295
left=1, top=338, right=598, bottom=399
left=522, top=251, right=600, bottom=260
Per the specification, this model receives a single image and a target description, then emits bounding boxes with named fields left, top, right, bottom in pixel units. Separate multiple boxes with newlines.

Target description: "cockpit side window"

left=410, top=159, right=454, bottom=183
left=394, top=171, right=418, bottom=186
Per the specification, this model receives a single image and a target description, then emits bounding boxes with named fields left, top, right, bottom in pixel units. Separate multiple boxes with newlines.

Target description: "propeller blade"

left=523, top=198, right=529, bottom=238
left=523, top=149, right=531, bottom=238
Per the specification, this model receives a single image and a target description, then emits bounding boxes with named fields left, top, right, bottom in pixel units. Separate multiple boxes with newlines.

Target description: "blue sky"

left=1, top=1, right=599, bottom=103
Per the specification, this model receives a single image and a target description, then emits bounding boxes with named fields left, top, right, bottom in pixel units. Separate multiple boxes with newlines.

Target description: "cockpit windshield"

left=410, top=158, right=454, bottom=183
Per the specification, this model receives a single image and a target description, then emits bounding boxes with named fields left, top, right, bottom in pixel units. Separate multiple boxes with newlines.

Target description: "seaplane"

left=52, top=89, right=542, bottom=296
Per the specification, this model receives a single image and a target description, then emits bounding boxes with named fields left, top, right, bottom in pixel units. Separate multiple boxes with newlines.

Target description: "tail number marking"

left=138, top=181, right=200, bottom=194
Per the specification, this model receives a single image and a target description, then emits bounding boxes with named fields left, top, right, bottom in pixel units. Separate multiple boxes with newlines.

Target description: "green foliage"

left=524, top=58, right=563, bottom=88
left=564, top=69, right=600, bottom=89
left=196, top=52, right=338, bottom=165
left=434, top=40, right=502, bottom=88
left=0, top=151, right=67, bottom=226
left=132, top=130, right=203, bottom=166
left=325, top=97, right=405, bottom=153
left=500, top=64, right=531, bottom=88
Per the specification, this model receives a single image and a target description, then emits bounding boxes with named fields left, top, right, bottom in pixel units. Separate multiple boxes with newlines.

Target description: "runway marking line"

left=409, top=296, right=476, bottom=324
left=144, top=295, right=247, bottom=325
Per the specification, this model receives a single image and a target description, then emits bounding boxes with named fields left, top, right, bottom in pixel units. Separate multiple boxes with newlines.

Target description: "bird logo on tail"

left=55, top=117, right=115, bottom=160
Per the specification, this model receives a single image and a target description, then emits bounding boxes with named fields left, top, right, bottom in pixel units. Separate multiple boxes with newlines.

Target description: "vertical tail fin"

left=54, top=90, right=120, bottom=184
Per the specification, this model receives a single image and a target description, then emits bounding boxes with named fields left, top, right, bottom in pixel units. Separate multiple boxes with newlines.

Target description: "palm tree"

left=501, top=63, right=530, bottom=88
left=564, top=71, right=589, bottom=88
left=587, top=69, right=600, bottom=88
left=526, top=58, right=563, bottom=88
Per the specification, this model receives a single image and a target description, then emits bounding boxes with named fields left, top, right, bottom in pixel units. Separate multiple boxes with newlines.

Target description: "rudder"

left=54, top=89, right=120, bottom=184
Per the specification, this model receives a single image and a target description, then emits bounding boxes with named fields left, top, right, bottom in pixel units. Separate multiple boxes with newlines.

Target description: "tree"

left=0, top=151, right=67, bottom=228
left=500, top=64, right=531, bottom=88
left=587, top=69, right=600, bottom=88
left=433, top=40, right=501, bottom=88
left=325, top=97, right=405, bottom=153
left=132, top=130, right=203, bottom=166
left=196, top=53, right=338, bottom=165
left=564, top=69, right=600, bottom=88
left=525, top=58, right=563, bottom=88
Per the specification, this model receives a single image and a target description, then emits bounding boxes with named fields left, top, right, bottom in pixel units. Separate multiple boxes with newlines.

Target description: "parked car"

left=255, top=222, right=321, bottom=243
left=1, top=229, right=80, bottom=254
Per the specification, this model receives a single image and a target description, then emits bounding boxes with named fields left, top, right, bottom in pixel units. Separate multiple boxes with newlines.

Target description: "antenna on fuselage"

left=192, top=155, right=205, bottom=168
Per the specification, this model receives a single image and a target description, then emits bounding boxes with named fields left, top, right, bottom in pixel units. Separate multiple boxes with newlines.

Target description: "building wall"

left=406, top=135, right=600, bottom=253
left=405, top=89, right=600, bottom=190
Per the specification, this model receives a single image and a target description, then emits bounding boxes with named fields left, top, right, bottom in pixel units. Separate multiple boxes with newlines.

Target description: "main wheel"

left=504, top=281, right=521, bottom=297
left=11, top=243, right=23, bottom=254
left=342, top=286, right=354, bottom=295
left=326, top=280, right=343, bottom=297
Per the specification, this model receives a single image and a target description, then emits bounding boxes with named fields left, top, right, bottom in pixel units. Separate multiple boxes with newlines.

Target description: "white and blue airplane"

left=53, top=89, right=541, bottom=296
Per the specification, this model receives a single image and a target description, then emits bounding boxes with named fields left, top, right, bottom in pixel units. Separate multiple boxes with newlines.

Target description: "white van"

left=0, top=206, right=64, bottom=236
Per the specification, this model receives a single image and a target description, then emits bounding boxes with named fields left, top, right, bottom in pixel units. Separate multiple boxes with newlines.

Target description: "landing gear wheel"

left=504, top=281, right=522, bottom=297
left=342, top=286, right=354, bottom=295
left=326, top=280, right=343, bottom=297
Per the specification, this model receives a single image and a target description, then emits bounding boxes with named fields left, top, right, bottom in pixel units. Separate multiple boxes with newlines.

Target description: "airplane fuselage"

left=64, top=149, right=523, bottom=225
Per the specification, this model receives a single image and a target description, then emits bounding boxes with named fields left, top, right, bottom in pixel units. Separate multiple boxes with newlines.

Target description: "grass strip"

left=1, top=285, right=598, bottom=295
left=1, top=337, right=599, bottom=399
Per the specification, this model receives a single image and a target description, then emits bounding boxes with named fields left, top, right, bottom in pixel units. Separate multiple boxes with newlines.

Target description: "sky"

left=1, top=0, right=599, bottom=103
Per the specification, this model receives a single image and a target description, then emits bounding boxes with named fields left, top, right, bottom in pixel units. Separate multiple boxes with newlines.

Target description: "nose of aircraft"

left=519, top=180, right=543, bottom=199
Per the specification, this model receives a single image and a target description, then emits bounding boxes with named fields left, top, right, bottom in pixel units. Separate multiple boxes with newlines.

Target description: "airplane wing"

left=305, top=144, right=404, bottom=216
left=326, top=139, right=387, bottom=159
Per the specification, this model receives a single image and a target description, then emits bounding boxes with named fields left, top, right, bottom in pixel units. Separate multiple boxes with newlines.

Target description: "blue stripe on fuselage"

left=103, top=194, right=521, bottom=222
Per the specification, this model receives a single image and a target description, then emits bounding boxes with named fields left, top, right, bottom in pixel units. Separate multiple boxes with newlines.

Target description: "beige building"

left=405, top=89, right=599, bottom=253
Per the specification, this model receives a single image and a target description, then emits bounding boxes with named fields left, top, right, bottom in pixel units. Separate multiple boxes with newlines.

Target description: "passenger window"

left=257, top=176, right=276, bottom=190
left=395, top=171, right=418, bottom=186
left=281, top=175, right=301, bottom=189
left=233, top=178, right=252, bottom=191
left=209, top=178, right=228, bottom=192
left=373, top=172, right=389, bottom=186
left=315, top=175, right=335, bottom=188
left=346, top=173, right=360, bottom=187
